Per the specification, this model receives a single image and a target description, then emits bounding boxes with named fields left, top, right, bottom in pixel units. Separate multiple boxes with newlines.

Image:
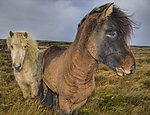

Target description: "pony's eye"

left=10, top=45, right=13, bottom=49
left=24, top=46, right=28, bottom=49
left=106, top=31, right=117, bottom=38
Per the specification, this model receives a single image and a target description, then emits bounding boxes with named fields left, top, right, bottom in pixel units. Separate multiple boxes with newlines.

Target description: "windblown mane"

left=26, top=34, right=38, bottom=62
left=7, top=32, right=38, bottom=62
left=78, top=4, right=133, bottom=43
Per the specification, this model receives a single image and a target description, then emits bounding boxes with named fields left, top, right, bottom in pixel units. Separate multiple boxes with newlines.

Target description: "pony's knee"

left=72, top=109, right=80, bottom=115
left=22, top=89, right=30, bottom=99
left=31, top=82, right=39, bottom=98
left=60, top=109, right=69, bottom=115
left=18, top=83, right=30, bottom=99
left=22, top=92, right=29, bottom=99
left=59, top=100, right=72, bottom=114
left=71, top=99, right=87, bottom=114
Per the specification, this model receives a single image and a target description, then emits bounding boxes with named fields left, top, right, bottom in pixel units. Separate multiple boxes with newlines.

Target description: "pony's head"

left=76, top=3, right=135, bottom=76
left=7, top=31, right=38, bottom=72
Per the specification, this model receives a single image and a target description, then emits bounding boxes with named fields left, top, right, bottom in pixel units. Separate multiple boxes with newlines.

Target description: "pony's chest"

left=15, top=66, right=34, bottom=83
left=73, top=79, right=95, bottom=103
left=61, top=76, right=95, bottom=103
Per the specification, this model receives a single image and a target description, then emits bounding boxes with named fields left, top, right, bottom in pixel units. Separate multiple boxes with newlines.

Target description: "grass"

left=0, top=40, right=150, bottom=115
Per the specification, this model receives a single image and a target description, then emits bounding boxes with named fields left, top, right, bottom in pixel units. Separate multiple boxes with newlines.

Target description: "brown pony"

left=43, top=3, right=135, bottom=114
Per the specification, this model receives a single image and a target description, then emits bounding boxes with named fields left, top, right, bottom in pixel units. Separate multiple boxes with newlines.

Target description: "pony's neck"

left=67, top=42, right=97, bottom=80
left=23, top=58, right=34, bottom=67
left=66, top=23, right=97, bottom=79
left=24, top=53, right=37, bottom=64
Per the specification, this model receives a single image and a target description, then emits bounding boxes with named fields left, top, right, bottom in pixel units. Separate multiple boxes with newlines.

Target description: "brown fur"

left=42, top=3, right=135, bottom=114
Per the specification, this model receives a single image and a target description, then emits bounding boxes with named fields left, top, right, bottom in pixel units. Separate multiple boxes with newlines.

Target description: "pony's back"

left=43, top=46, right=67, bottom=72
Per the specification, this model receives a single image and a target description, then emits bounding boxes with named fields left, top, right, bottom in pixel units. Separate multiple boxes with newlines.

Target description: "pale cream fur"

left=7, top=31, right=43, bottom=98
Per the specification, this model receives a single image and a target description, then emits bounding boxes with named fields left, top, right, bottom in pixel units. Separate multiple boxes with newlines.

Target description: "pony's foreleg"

left=72, top=110, right=80, bottom=115
left=60, top=109, right=68, bottom=115
left=71, top=99, right=87, bottom=115
left=18, top=82, right=30, bottom=99
left=30, top=81, right=39, bottom=98
left=59, top=96, right=72, bottom=115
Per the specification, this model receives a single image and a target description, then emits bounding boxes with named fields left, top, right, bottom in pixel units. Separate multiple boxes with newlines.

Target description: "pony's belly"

left=43, top=69, right=58, bottom=93
left=42, top=76, right=57, bottom=93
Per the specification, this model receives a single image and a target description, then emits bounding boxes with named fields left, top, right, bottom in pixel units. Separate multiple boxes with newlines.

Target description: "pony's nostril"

left=18, top=64, right=21, bottom=68
left=12, top=64, right=15, bottom=68
left=14, top=64, right=22, bottom=71
left=122, top=71, right=126, bottom=77
left=130, top=64, right=136, bottom=74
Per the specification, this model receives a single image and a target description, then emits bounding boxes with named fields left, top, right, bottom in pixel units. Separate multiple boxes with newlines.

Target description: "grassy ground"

left=0, top=40, right=150, bottom=115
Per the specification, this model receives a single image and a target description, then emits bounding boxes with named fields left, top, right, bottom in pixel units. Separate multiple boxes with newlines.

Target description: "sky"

left=0, top=0, right=150, bottom=46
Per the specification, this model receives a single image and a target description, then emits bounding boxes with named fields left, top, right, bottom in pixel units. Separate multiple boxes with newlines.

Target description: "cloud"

left=0, top=0, right=149, bottom=45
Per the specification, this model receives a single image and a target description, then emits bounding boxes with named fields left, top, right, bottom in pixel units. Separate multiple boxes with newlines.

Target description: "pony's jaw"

left=98, top=53, right=136, bottom=77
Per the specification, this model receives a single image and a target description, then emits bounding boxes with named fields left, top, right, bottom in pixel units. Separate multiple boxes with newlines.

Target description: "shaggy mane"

left=7, top=32, right=38, bottom=62
left=78, top=3, right=133, bottom=42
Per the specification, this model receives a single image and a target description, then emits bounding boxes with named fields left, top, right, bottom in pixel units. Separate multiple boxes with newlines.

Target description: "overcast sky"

left=0, top=0, right=150, bottom=46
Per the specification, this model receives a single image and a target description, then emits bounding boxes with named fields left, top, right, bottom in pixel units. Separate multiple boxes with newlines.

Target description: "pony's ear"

left=24, top=32, right=28, bottom=38
left=101, top=3, right=114, bottom=19
left=9, top=31, right=14, bottom=37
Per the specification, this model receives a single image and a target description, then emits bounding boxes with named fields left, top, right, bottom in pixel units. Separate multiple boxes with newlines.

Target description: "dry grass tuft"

left=0, top=40, right=150, bottom=115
